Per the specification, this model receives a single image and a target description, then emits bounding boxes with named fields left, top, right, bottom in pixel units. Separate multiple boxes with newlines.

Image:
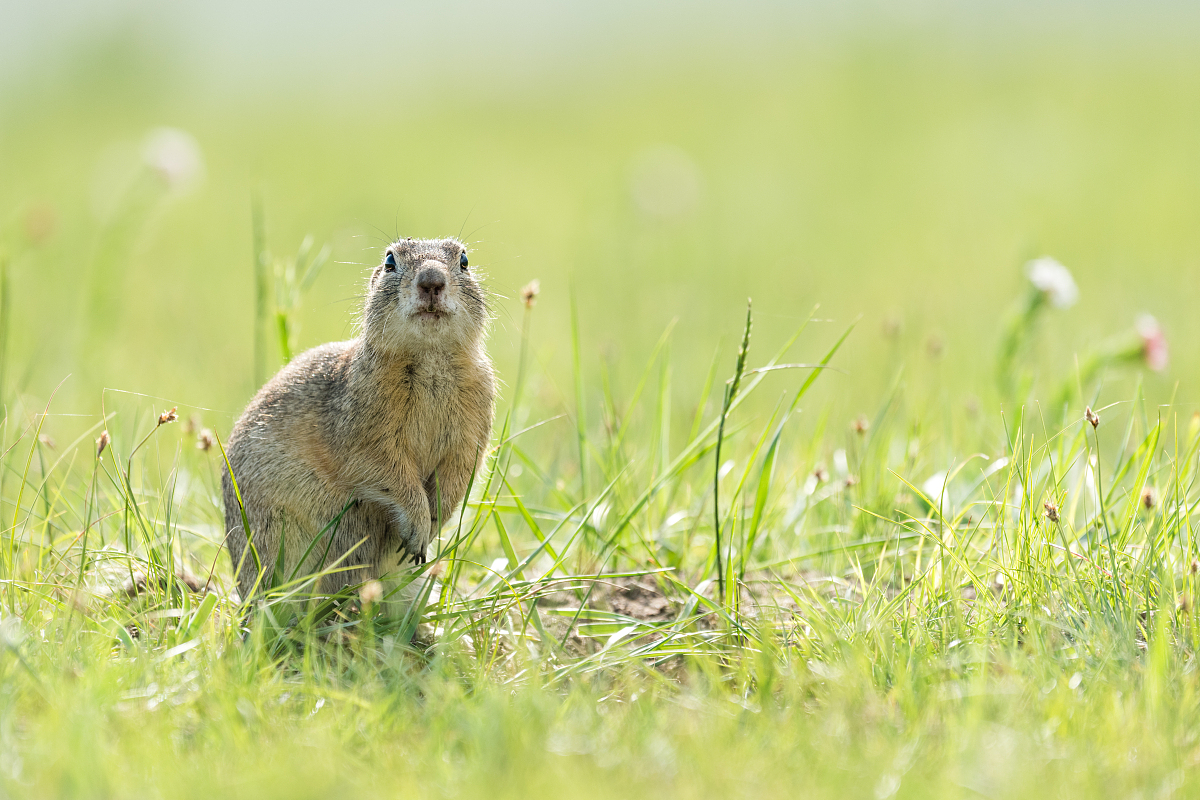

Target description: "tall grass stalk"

left=0, top=253, right=9, bottom=403
left=570, top=286, right=588, bottom=497
left=713, top=300, right=752, bottom=604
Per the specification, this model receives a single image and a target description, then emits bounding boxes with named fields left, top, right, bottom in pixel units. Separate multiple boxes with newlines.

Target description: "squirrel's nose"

left=416, top=268, right=446, bottom=303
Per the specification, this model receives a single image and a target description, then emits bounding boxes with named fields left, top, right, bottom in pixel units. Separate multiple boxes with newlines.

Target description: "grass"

left=0, top=270, right=1197, bottom=797
left=5, top=14, right=1200, bottom=797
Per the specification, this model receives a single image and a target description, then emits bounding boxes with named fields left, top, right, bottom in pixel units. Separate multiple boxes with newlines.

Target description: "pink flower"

left=1136, top=315, right=1168, bottom=372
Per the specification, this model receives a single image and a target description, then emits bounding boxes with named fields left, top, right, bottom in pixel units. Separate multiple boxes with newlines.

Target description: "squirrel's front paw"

left=392, top=512, right=431, bottom=565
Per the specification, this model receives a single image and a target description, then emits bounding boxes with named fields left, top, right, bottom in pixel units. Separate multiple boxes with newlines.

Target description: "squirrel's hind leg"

left=224, top=506, right=281, bottom=603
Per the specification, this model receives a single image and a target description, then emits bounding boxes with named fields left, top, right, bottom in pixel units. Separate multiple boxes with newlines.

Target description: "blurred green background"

left=2, top=0, right=1199, bottom=442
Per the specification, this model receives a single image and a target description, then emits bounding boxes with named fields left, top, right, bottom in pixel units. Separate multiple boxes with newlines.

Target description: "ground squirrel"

left=222, top=237, right=495, bottom=600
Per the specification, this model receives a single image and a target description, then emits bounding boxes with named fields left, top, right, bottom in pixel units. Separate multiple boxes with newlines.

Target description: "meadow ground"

left=4, top=9, right=1200, bottom=798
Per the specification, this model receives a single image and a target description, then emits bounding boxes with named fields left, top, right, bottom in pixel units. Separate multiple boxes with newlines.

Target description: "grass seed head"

left=1044, top=500, right=1059, bottom=523
left=521, top=279, right=541, bottom=309
left=359, top=580, right=383, bottom=606
left=1085, top=407, right=1100, bottom=429
left=1141, top=486, right=1156, bottom=511
left=196, top=429, right=215, bottom=451
left=38, top=434, right=55, bottom=449
left=96, top=431, right=110, bottom=458
left=852, top=415, right=870, bottom=435
left=157, top=407, right=178, bottom=427
left=881, top=315, right=903, bottom=340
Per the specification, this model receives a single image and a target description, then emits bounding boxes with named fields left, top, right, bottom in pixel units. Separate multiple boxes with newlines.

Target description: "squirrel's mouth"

left=414, top=309, right=446, bottom=321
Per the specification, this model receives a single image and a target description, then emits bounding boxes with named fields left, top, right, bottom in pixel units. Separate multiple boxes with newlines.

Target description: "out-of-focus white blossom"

left=0, top=616, right=24, bottom=648
left=1025, top=257, right=1078, bottom=309
left=920, top=471, right=954, bottom=517
left=142, top=127, right=204, bottom=193
left=1136, top=314, right=1169, bottom=372
left=832, top=449, right=849, bottom=477
left=921, top=471, right=948, bottom=500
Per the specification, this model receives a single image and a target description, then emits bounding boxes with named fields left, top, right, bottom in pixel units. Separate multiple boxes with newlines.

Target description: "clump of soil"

left=599, top=577, right=675, bottom=622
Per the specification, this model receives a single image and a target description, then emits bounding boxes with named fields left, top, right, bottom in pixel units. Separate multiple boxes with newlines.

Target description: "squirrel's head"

left=363, top=237, right=487, bottom=352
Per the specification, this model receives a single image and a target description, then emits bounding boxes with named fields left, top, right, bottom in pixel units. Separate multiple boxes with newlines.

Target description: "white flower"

left=1025, top=257, right=1078, bottom=309
left=832, top=449, right=849, bottom=477
left=921, top=471, right=949, bottom=499
left=0, top=615, right=24, bottom=648
left=142, top=127, right=204, bottom=193
left=920, top=471, right=954, bottom=517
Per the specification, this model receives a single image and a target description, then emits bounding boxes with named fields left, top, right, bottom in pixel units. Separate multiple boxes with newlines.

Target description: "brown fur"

left=222, top=237, right=494, bottom=600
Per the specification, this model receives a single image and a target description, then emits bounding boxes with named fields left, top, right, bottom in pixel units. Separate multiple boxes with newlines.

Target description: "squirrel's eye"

left=384, top=252, right=397, bottom=271
left=459, top=252, right=469, bottom=269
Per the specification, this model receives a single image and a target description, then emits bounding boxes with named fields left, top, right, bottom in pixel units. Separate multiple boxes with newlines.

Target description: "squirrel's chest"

left=380, top=367, right=466, bottom=461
